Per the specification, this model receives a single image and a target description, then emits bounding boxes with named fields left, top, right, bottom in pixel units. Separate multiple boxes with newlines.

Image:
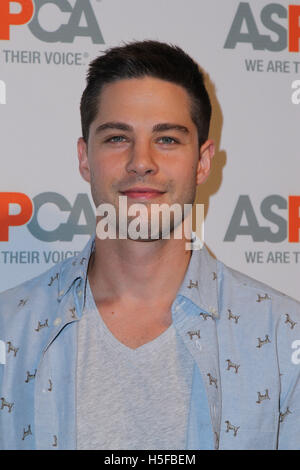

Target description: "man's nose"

left=125, top=140, right=159, bottom=176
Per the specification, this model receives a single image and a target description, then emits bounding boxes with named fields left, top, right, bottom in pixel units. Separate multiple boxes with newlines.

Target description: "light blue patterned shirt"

left=1, top=235, right=300, bottom=450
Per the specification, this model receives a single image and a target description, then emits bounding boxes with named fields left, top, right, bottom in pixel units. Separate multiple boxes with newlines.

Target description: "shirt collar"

left=57, top=233, right=219, bottom=319
left=57, top=236, right=96, bottom=302
left=175, top=238, right=219, bottom=319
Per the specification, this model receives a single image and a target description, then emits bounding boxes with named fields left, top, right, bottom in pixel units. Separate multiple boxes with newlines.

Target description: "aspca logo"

left=0, top=192, right=95, bottom=242
left=0, top=0, right=104, bottom=44
left=0, top=80, right=6, bottom=104
left=224, top=2, right=300, bottom=52
left=224, top=195, right=300, bottom=243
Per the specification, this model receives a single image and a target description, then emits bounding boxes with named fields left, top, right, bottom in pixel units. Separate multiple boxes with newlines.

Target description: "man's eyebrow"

left=95, top=122, right=134, bottom=134
left=152, top=123, right=189, bottom=134
left=94, top=122, right=190, bottom=135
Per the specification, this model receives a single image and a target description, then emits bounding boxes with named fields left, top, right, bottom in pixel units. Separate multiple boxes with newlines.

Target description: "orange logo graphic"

left=0, top=193, right=33, bottom=241
left=289, top=5, right=300, bottom=52
left=289, top=196, right=300, bottom=242
left=0, top=0, right=34, bottom=40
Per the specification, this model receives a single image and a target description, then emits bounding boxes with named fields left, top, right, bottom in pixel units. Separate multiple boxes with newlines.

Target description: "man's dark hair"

left=80, top=40, right=211, bottom=146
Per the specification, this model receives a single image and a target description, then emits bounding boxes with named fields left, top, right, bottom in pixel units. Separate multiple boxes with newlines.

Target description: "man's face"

left=78, top=76, right=214, bottom=239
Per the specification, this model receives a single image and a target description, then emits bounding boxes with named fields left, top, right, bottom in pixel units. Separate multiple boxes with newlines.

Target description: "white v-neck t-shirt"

left=76, top=280, right=194, bottom=450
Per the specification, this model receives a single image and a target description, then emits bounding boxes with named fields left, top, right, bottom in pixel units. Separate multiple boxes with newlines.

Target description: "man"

left=0, top=40, right=300, bottom=450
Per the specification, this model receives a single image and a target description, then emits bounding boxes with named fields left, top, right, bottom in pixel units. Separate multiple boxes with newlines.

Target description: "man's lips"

left=120, top=187, right=166, bottom=199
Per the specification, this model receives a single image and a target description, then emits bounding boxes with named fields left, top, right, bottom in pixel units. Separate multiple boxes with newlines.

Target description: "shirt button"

left=53, top=317, right=62, bottom=326
left=209, top=306, right=217, bottom=317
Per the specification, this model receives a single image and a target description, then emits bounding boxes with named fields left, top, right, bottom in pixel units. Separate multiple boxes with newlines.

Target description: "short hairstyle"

left=80, top=40, right=211, bottom=146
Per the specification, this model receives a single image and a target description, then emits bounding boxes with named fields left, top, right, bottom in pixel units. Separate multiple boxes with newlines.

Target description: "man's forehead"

left=91, top=76, right=195, bottom=128
left=100, top=75, right=188, bottom=91
left=97, top=76, right=193, bottom=107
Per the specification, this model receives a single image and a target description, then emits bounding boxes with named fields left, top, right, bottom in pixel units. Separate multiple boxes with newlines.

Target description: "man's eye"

left=158, top=136, right=178, bottom=144
left=106, top=135, right=127, bottom=143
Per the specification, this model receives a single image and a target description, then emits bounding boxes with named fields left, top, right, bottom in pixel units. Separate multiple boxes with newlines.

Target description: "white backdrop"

left=0, top=0, right=299, bottom=300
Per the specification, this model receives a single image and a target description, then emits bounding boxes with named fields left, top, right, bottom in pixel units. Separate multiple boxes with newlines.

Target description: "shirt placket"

left=172, top=298, right=221, bottom=450
left=35, top=281, right=83, bottom=450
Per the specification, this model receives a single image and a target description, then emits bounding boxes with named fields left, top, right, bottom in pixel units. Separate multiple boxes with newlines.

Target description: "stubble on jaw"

left=92, top=192, right=198, bottom=242
left=89, top=158, right=199, bottom=242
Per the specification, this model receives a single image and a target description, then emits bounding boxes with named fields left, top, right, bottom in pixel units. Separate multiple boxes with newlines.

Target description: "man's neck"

left=88, top=234, right=192, bottom=309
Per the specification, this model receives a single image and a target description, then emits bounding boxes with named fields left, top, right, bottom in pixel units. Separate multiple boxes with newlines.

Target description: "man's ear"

left=77, top=137, right=91, bottom=183
left=196, top=139, right=215, bottom=185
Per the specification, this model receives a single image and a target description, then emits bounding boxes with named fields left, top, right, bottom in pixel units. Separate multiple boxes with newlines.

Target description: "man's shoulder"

left=0, top=237, right=94, bottom=314
left=0, top=257, right=71, bottom=312
left=218, top=257, right=300, bottom=316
